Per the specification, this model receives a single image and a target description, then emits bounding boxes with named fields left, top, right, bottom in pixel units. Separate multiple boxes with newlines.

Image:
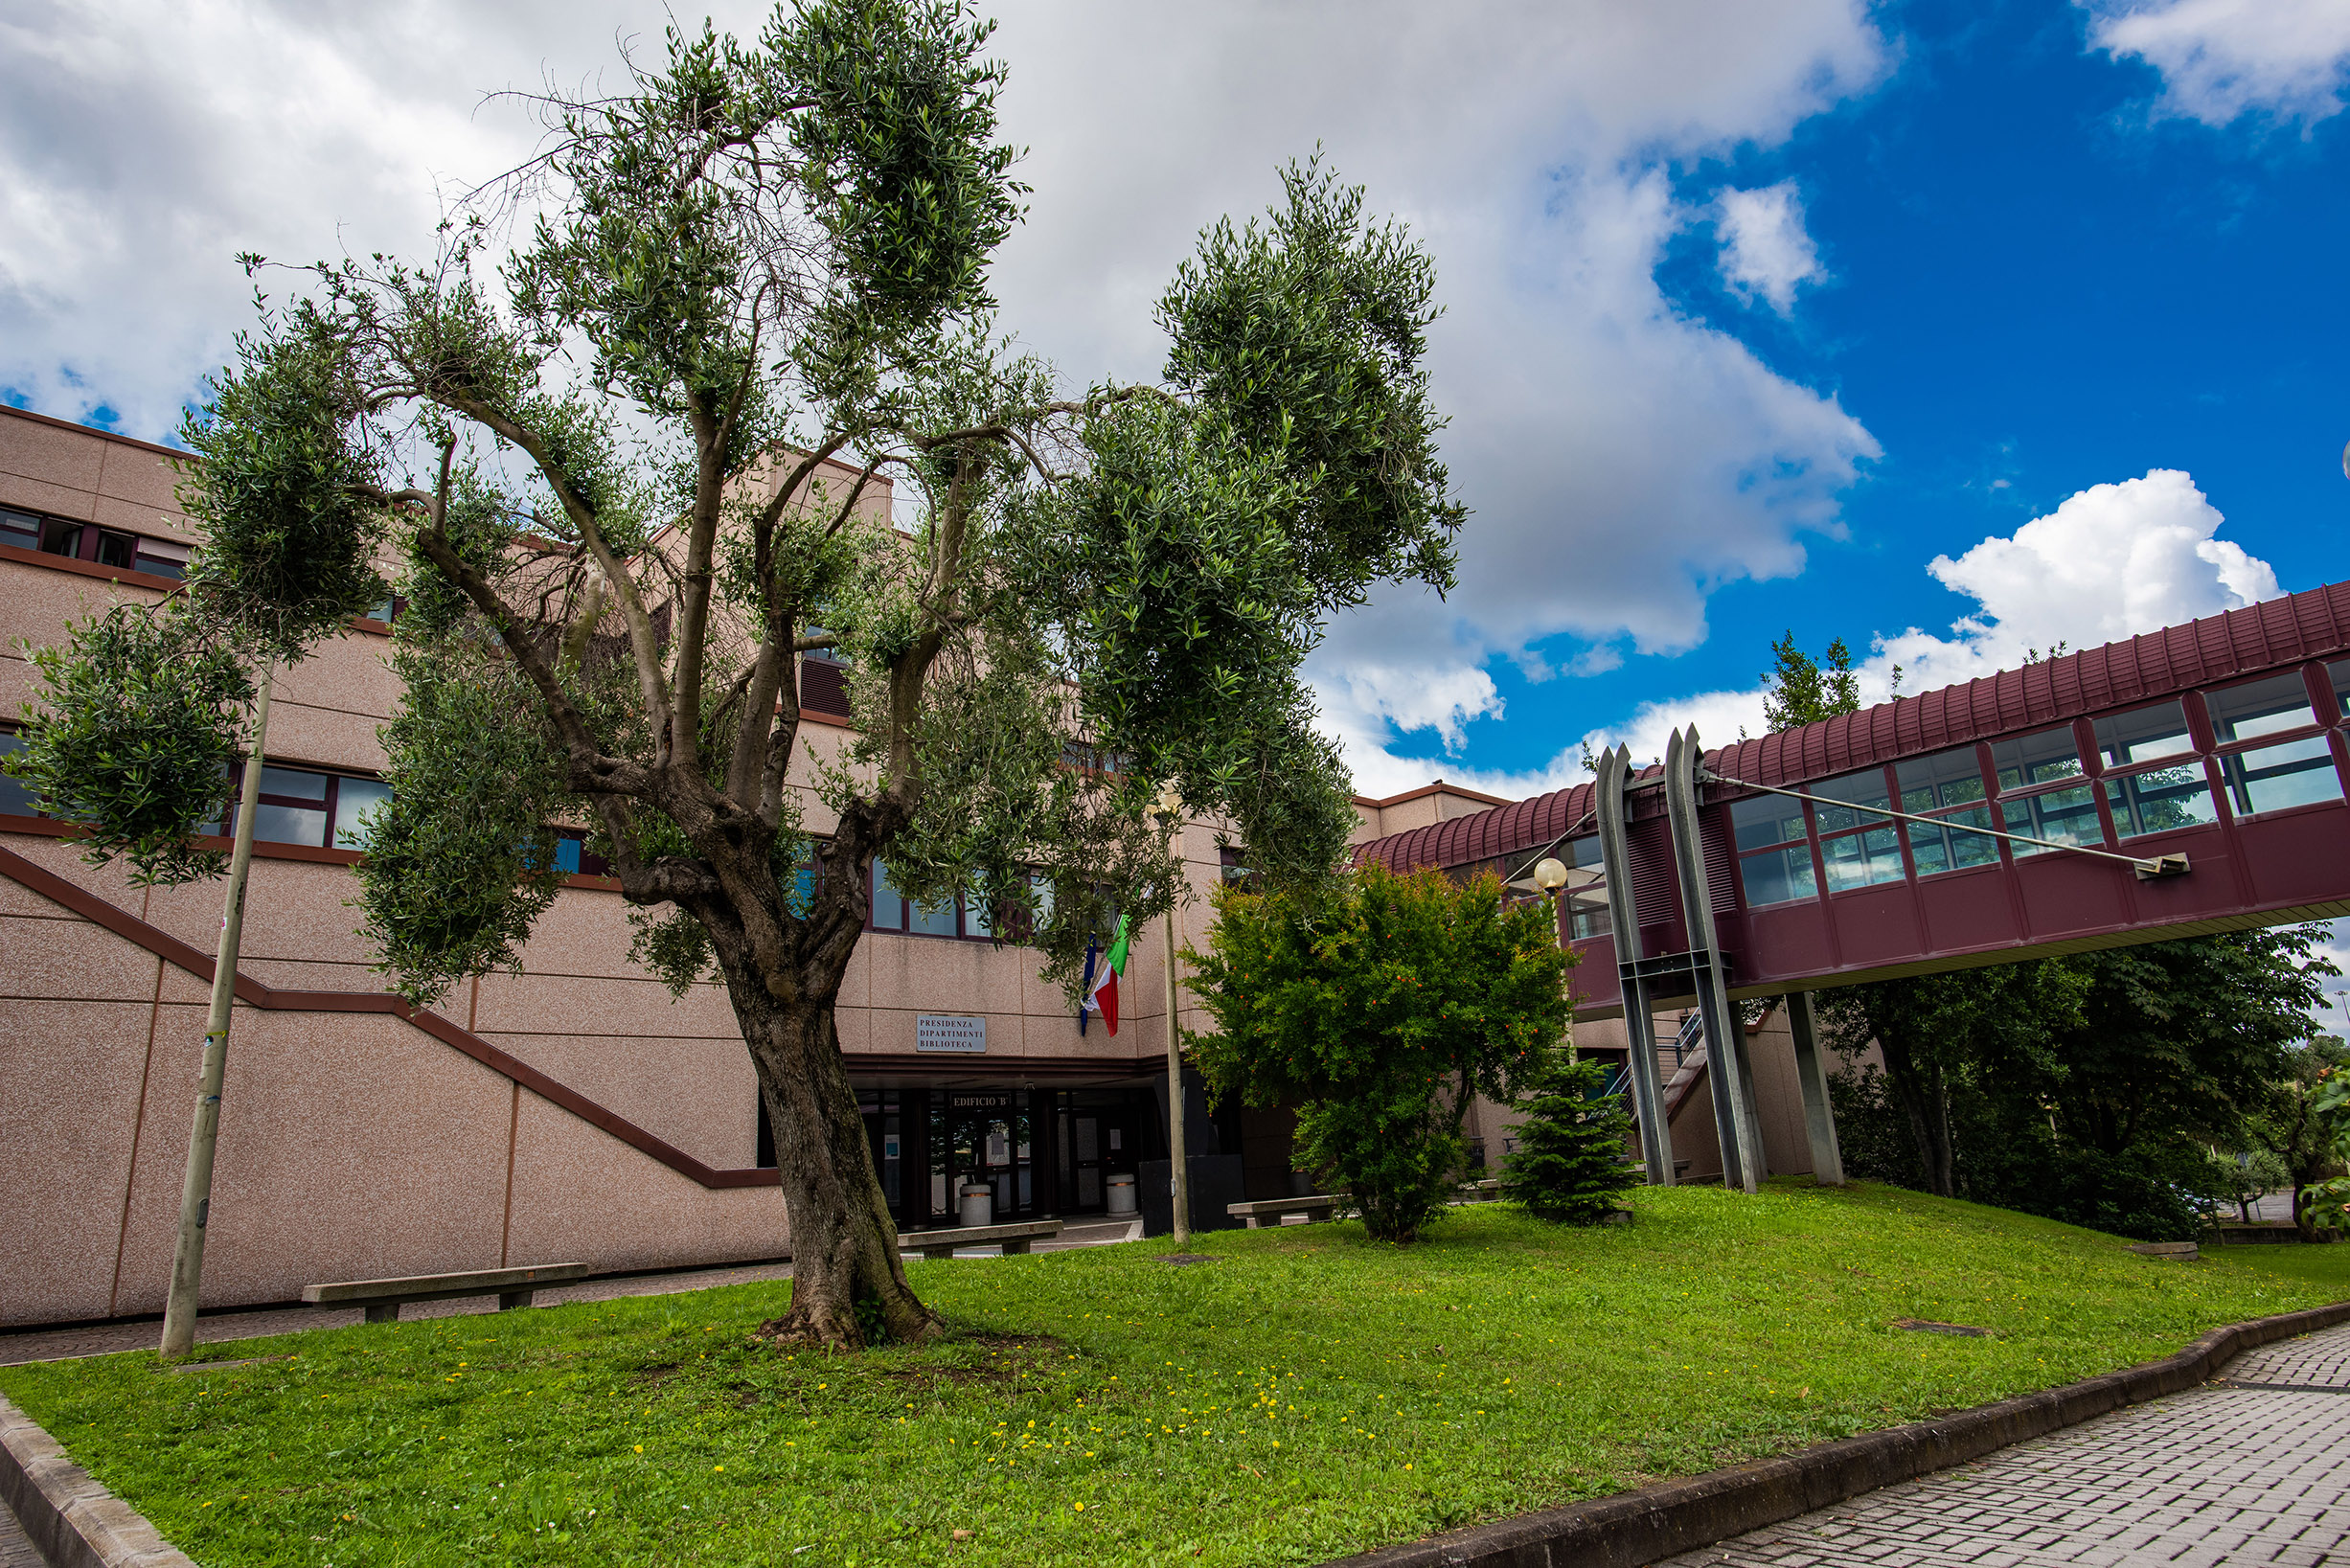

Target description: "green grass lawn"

left=6, top=1182, right=2344, bottom=1568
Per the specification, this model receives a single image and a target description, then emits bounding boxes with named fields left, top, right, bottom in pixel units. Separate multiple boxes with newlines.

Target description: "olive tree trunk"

left=715, top=954, right=942, bottom=1348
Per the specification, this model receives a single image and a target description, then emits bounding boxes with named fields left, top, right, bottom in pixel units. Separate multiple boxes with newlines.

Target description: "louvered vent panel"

left=800, top=659, right=852, bottom=716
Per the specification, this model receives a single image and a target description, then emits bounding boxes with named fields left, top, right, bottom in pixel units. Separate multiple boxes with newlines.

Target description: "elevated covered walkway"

left=1358, top=579, right=2350, bottom=1193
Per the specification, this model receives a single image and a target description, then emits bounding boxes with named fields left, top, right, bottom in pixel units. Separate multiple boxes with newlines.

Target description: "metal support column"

left=1596, top=745, right=1674, bottom=1185
left=1784, top=989, right=1844, bottom=1186
left=1663, top=728, right=1764, bottom=1193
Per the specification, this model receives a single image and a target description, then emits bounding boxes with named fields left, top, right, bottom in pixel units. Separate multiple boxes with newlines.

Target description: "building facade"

left=0, top=406, right=1832, bottom=1330
left=0, top=406, right=1283, bottom=1328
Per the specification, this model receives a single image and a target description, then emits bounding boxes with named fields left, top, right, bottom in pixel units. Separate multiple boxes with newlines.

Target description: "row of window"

left=1553, top=661, right=2350, bottom=933
left=1, top=506, right=413, bottom=631
left=868, top=861, right=1068, bottom=942
left=1, top=506, right=192, bottom=579
left=0, top=743, right=613, bottom=875
left=7, top=728, right=1175, bottom=936
left=1725, top=664, right=2350, bottom=911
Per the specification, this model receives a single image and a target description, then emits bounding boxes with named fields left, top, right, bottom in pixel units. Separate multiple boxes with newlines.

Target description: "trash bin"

left=958, top=1180, right=993, bottom=1228
left=1105, top=1173, right=1138, bottom=1216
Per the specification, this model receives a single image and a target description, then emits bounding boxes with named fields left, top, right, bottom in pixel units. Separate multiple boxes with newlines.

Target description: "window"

left=0, top=506, right=193, bottom=579
left=218, top=763, right=390, bottom=851
left=2105, top=763, right=2219, bottom=837
left=250, top=765, right=330, bottom=845
left=979, top=872, right=1058, bottom=943
left=1896, top=747, right=1998, bottom=876
left=332, top=777, right=390, bottom=848
left=2218, top=736, right=2344, bottom=817
left=2000, top=785, right=2102, bottom=856
left=2330, top=659, right=2350, bottom=723
left=2207, top=673, right=2316, bottom=744
left=1990, top=726, right=2100, bottom=856
left=1563, top=835, right=1609, bottom=940
left=2093, top=701, right=2194, bottom=768
left=1219, top=844, right=1256, bottom=890
left=1731, top=794, right=1815, bottom=907
left=1812, top=768, right=1905, bottom=892
left=0, top=730, right=36, bottom=817
left=137, top=538, right=191, bottom=581
left=1991, top=726, right=2085, bottom=791
left=796, top=627, right=852, bottom=716
left=786, top=840, right=821, bottom=914
left=1059, top=741, right=1133, bottom=775
left=870, top=859, right=992, bottom=940
left=551, top=829, right=614, bottom=878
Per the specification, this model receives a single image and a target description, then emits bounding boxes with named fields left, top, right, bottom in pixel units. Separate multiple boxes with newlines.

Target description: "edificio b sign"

left=915, top=1014, right=987, bottom=1054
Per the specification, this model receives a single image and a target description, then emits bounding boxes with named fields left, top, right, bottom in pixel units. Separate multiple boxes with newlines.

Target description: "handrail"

left=1670, top=1011, right=1703, bottom=1065
left=1700, top=768, right=2189, bottom=880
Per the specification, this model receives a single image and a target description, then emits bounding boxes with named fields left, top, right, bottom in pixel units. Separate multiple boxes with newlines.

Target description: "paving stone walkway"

left=0, top=1218, right=1140, bottom=1368
left=1655, top=1321, right=2350, bottom=1568
left=0, top=1503, right=39, bottom=1568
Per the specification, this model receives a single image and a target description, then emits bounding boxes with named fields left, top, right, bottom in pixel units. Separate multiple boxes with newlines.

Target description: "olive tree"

left=6, top=1, right=1462, bottom=1347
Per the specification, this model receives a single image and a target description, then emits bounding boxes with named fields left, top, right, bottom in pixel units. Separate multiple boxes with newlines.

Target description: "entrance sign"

left=916, top=1014, right=987, bottom=1054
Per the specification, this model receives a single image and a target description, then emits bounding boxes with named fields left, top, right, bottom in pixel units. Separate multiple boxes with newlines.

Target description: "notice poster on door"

left=916, top=1014, right=987, bottom=1053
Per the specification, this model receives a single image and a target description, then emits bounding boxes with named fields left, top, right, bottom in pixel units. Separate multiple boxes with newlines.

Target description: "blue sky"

left=1380, top=0, right=2350, bottom=783
left=1, top=0, right=2344, bottom=797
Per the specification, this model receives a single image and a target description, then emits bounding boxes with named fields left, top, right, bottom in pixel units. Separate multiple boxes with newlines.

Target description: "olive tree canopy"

left=7, top=0, right=1465, bottom=1347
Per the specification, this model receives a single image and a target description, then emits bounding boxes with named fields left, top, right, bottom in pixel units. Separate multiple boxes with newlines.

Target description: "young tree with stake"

left=6, top=1, right=1463, bottom=1348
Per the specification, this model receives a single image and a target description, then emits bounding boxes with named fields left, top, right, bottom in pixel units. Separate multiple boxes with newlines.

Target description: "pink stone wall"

left=0, top=407, right=1192, bottom=1328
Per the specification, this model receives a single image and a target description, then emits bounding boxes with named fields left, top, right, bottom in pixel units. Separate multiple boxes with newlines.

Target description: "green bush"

left=1499, top=1053, right=1637, bottom=1224
left=1187, top=862, right=1567, bottom=1243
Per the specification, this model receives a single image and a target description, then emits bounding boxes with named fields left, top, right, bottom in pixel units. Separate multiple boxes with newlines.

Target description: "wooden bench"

left=1227, top=1195, right=1341, bottom=1228
left=1454, top=1179, right=1501, bottom=1203
left=898, top=1220, right=1062, bottom=1260
left=302, top=1262, right=591, bottom=1324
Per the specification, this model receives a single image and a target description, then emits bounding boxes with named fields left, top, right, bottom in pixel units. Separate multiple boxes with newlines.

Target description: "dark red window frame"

left=0, top=504, right=192, bottom=580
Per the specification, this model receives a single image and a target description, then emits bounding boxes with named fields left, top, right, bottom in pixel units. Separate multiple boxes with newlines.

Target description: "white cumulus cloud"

left=1715, top=181, right=1828, bottom=313
left=0, top=0, right=1899, bottom=809
left=2086, top=0, right=2350, bottom=127
left=1466, top=469, right=2285, bottom=803
left=1878, top=468, right=2281, bottom=693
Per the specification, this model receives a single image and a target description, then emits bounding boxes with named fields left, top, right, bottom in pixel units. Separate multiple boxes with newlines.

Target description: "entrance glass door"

left=929, top=1092, right=1034, bottom=1221
left=1054, top=1089, right=1157, bottom=1213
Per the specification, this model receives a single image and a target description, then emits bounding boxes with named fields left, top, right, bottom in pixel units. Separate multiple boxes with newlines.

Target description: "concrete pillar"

left=1785, top=989, right=1845, bottom=1186
left=1666, top=727, right=1763, bottom=1194
left=1691, top=966, right=1760, bottom=1193
left=1597, top=744, right=1674, bottom=1186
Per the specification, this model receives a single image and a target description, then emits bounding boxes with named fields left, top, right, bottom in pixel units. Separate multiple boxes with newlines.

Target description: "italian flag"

left=1083, top=915, right=1129, bottom=1036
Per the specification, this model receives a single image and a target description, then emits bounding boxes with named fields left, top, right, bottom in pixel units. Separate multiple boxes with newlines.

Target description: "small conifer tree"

left=1501, top=1053, right=1638, bottom=1223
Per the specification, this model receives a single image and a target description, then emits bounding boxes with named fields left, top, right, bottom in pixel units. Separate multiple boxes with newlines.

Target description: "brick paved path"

left=1656, top=1322, right=2350, bottom=1568
left=0, top=1219, right=1139, bottom=1368
left=0, top=1503, right=39, bottom=1568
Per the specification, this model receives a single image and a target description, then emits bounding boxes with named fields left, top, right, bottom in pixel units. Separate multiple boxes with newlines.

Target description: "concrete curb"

left=0, top=1393, right=195, bottom=1568
left=1326, top=1298, right=2350, bottom=1568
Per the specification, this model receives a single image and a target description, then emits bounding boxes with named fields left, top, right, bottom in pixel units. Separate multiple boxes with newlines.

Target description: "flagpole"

left=1153, top=784, right=1189, bottom=1247
left=1164, top=895, right=1188, bottom=1247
